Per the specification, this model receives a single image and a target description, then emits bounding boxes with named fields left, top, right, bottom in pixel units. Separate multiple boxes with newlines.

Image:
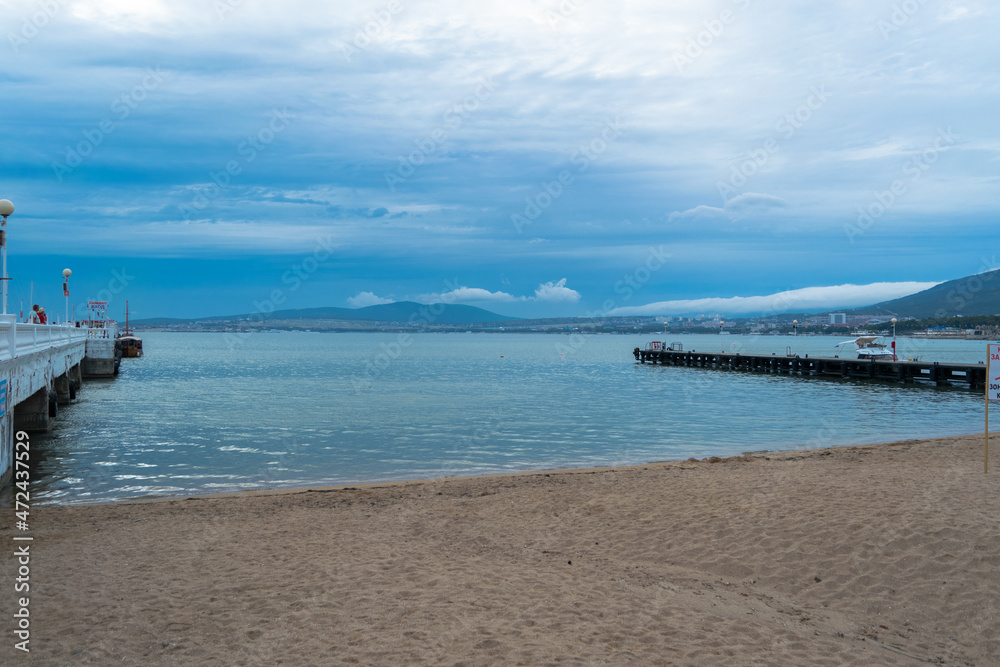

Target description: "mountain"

left=856, top=269, right=1000, bottom=319
left=133, top=301, right=518, bottom=325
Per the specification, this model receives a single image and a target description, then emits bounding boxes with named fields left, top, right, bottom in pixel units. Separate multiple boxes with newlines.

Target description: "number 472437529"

left=14, top=431, right=30, bottom=523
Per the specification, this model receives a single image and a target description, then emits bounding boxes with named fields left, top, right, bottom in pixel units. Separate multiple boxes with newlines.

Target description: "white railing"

left=0, top=317, right=89, bottom=361
left=87, top=321, right=119, bottom=340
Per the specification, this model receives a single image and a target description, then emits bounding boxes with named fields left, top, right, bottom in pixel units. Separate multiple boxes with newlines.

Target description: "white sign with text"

left=989, top=344, right=1000, bottom=401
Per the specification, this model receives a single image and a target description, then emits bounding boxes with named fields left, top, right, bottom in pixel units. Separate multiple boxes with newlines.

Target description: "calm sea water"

left=29, top=332, right=989, bottom=504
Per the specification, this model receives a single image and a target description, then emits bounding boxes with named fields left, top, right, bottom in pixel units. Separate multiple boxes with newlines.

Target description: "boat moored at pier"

left=837, top=335, right=894, bottom=360
left=117, top=301, right=143, bottom=358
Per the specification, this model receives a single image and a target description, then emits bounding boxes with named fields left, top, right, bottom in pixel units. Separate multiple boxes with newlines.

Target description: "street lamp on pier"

left=891, top=317, right=898, bottom=361
left=63, top=268, right=72, bottom=325
left=0, top=199, right=14, bottom=315
left=792, top=319, right=798, bottom=336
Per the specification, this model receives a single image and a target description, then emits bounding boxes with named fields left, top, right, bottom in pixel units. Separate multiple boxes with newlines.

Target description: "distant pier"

left=633, top=344, right=986, bottom=389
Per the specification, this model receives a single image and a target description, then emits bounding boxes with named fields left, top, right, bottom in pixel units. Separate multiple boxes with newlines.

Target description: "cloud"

left=418, top=287, right=519, bottom=304
left=668, top=193, right=787, bottom=223
left=326, top=205, right=393, bottom=219
left=667, top=205, right=727, bottom=223
left=4, top=0, right=998, bottom=320
left=724, top=193, right=787, bottom=216
left=417, top=279, right=580, bottom=304
left=608, top=281, right=940, bottom=317
left=347, top=291, right=394, bottom=307
left=533, top=278, right=581, bottom=303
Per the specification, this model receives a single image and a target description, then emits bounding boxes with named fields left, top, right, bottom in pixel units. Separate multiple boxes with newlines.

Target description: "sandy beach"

left=3, top=433, right=999, bottom=665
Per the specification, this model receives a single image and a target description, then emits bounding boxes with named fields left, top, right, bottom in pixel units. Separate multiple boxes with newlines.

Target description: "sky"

left=2, top=0, right=998, bottom=321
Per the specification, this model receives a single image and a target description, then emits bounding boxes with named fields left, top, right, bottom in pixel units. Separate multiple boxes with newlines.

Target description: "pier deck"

left=633, top=347, right=986, bottom=389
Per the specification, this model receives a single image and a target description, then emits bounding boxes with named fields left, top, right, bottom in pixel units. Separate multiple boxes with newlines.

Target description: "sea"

left=29, top=331, right=990, bottom=505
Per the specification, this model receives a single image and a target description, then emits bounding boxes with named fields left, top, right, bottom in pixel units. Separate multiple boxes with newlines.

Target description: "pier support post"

left=55, top=373, right=72, bottom=405
left=70, top=363, right=82, bottom=399
left=969, top=367, right=982, bottom=391
left=82, top=337, right=119, bottom=378
left=13, top=387, right=56, bottom=433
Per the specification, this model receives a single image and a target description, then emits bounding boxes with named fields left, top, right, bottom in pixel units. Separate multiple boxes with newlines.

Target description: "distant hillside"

left=126, top=317, right=190, bottom=326
left=855, top=269, right=1000, bottom=319
left=134, top=301, right=518, bottom=325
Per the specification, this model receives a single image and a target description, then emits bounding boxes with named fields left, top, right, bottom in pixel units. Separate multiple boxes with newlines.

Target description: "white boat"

left=836, top=335, right=893, bottom=360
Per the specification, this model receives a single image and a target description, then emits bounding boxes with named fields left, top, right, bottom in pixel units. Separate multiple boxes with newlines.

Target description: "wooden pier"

left=632, top=344, right=987, bottom=389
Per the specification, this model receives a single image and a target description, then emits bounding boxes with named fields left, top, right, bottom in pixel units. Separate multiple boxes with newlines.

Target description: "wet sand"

left=2, top=434, right=998, bottom=665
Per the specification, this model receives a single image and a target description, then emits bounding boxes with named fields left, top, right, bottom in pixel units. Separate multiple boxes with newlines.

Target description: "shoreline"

left=4, top=433, right=998, bottom=665
left=35, top=431, right=985, bottom=509
left=130, top=432, right=978, bottom=506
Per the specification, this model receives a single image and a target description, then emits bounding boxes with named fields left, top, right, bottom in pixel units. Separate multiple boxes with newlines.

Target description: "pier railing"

left=87, top=324, right=119, bottom=340
left=1, top=320, right=89, bottom=361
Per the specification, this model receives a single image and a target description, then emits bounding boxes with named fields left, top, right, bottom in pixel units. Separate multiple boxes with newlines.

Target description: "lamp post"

left=0, top=199, right=14, bottom=315
left=891, top=317, right=898, bottom=361
left=63, top=268, right=72, bottom=325
left=792, top=319, right=798, bottom=336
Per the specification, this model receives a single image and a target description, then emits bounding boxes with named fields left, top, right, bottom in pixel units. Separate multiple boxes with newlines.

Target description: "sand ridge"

left=2, top=434, right=998, bottom=665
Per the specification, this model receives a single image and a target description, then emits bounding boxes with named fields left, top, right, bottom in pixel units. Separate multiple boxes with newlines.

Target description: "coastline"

left=4, top=433, right=998, bottom=665
left=115, top=430, right=981, bottom=506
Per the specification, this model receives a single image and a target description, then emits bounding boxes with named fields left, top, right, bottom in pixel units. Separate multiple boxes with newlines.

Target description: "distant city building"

left=830, top=313, right=847, bottom=324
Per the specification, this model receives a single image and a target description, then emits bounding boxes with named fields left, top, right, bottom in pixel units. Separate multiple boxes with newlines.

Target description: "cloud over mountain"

left=609, top=282, right=939, bottom=317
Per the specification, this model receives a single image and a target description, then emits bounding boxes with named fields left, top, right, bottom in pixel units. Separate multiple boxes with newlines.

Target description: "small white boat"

left=836, top=335, right=893, bottom=360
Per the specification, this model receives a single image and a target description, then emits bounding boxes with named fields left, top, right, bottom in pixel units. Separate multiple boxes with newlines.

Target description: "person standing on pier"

left=30, top=304, right=47, bottom=324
